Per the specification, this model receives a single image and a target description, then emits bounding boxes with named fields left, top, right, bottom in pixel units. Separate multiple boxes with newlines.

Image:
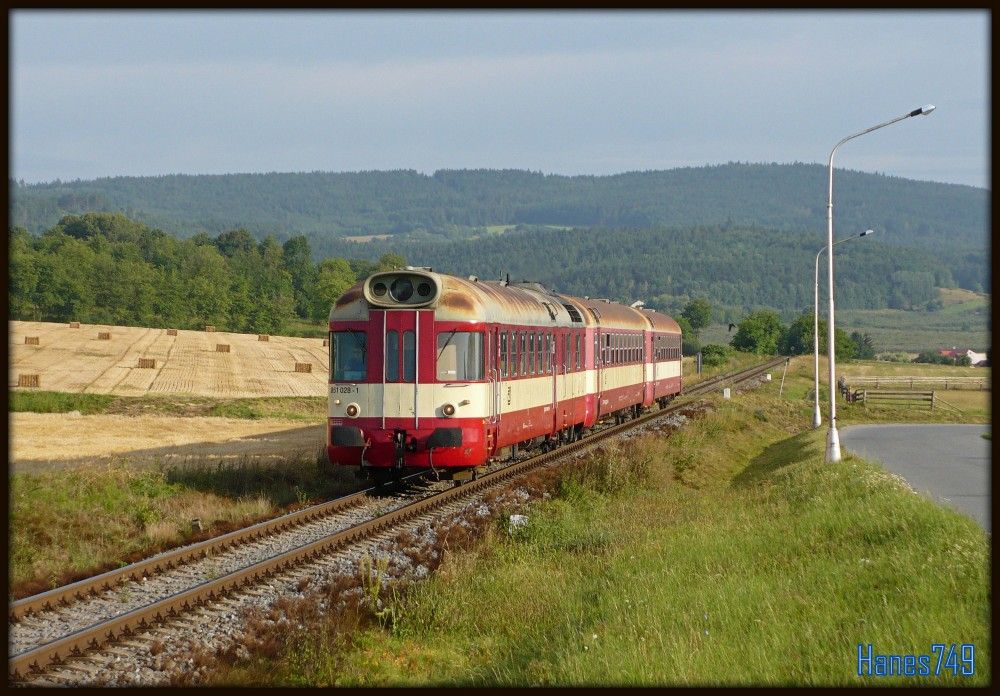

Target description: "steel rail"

left=9, top=357, right=784, bottom=681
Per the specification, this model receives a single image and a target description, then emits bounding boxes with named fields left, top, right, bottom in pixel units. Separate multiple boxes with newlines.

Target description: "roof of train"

left=330, top=271, right=680, bottom=334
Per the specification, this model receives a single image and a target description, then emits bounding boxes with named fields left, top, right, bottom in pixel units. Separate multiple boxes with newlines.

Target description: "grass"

left=776, top=356, right=989, bottom=424
left=682, top=350, right=762, bottom=385
left=9, top=390, right=117, bottom=414
left=281, top=318, right=329, bottom=338
left=8, top=391, right=327, bottom=420
left=208, top=362, right=989, bottom=686
left=9, top=452, right=365, bottom=598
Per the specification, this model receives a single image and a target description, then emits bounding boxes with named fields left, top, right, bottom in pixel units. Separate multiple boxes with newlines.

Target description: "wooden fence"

left=855, top=390, right=936, bottom=410
left=844, top=375, right=988, bottom=391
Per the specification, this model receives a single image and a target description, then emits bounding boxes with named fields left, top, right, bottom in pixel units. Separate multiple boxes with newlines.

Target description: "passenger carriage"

left=326, top=267, right=682, bottom=473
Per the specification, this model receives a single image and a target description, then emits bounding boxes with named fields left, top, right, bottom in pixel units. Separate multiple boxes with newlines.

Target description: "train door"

left=487, top=327, right=501, bottom=457
left=550, top=333, right=558, bottom=435
left=595, top=329, right=603, bottom=419
left=643, top=330, right=653, bottom=405
left=383, top=310, right=420, bottom=428
left=557, top=333, right=568, bottom=432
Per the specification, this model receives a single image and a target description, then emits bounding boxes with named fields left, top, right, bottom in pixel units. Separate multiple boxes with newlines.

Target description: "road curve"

left=840, top=424, right=990, bottom=532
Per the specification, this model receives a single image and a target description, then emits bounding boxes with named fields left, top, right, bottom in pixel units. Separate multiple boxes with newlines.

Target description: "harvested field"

left=9, top=321, right=330, bottom=398
left=9, top=412, right=326, bottom=472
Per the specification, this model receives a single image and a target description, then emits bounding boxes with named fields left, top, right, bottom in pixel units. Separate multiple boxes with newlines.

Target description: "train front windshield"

left=331, top=331, right=367, bottom=381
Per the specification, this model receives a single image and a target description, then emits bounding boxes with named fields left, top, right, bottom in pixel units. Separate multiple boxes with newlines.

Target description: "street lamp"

left=825, top=104, right=935, bottom=462
left=813, top=229, right=874, bottom=428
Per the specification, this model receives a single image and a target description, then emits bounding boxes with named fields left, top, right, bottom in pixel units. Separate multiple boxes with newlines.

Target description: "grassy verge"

left=9, top=453, right=364, bottom=598
left=9, top=391, right=327, bottom=420
left=683, top=350, right=762, bottom=385
left=9, top=390, right=117, bottom=414
left=210, top=363, right=989, bottom=686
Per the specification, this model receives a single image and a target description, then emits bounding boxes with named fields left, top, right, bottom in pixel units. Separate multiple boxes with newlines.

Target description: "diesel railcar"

left=326, top=268, right=682, bottom=473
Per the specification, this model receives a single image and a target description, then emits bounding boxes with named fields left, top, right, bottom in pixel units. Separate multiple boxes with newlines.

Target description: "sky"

left=10, top=11, right=990, bottom=188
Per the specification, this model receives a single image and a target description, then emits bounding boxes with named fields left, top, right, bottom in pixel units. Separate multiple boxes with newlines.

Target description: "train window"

left=384, top=330, right=399, bottom=382
left=527, top=333, right=534, bottom=375
left=500, top=332, right=508, bottom=378
left=512, top=332, right=517, bottom=376
left=544, top=334, right=551, bottom=374
left=518, top=331, right=528, bottom=375
left=574, top=334, right=581, bottom=371
left=436, top=331, right=483, bottom=381
left=538, top=332, right=544, bottom=374
left=332, top=330, right=367, bottom=382
left=403, top=331, right=416, bottom=382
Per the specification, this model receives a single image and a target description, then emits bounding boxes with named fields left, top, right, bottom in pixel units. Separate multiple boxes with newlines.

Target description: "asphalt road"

left=840, top=424, right=991, bottom=532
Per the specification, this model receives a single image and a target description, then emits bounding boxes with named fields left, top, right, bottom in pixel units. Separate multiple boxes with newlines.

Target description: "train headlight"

left=345, top=403, right=360, bottom=418
left=390, top=277, right=414, bottom=302
left=441, top=403, right=456, bottom=417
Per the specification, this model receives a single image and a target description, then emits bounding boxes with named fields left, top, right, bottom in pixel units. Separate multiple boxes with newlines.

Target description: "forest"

left=9, top=213, right=400, bottom=334
left=322, top=224, right=986, bottom=324
left=10, top=164, right=987, bottom=258
left=9, top=212, right=985, bottom=336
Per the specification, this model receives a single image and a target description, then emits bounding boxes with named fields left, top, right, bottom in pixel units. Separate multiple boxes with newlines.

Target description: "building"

left=938, top=347, right=988, bottom=365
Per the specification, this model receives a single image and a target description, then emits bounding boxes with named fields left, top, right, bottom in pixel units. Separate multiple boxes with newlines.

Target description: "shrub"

left=700, top=344, right=731, bottom=367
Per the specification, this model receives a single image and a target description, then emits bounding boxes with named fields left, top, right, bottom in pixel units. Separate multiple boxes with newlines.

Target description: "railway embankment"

left=199, top=363, right=989, bottom=686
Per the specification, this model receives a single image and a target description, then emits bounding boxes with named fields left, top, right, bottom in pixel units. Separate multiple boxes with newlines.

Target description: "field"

left=9, top=412, right=325, bottom=473
left=9, top=321, right=329, bottom=398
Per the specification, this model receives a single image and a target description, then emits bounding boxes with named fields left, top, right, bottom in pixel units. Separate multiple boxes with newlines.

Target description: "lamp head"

left=860, top=229, right=875, bottom=237
left=910, top=104, right=936, bottom=117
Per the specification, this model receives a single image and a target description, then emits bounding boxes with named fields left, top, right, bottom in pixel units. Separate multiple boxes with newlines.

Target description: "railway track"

left=9, top=357, right=784, bottom=683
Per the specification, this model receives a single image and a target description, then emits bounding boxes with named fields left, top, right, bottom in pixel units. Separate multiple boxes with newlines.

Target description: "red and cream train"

left=326, top=267, right=682, bottom=473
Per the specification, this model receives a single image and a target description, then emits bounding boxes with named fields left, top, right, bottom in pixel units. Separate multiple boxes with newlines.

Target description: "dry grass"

left=8, top=320, right=329, bottom=397
left=937, top=287, right=987, bottom=305
left=9, top=412, right=321, bottom=463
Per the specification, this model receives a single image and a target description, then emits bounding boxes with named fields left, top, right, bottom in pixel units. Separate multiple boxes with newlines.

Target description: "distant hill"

left=10, top=164, right=988, bottom=255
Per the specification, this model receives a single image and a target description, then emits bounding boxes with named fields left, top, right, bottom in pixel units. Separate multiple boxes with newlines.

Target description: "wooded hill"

left=11, top=164, right=988, bottom=256
left=321, top=224, right=987, bottom=324
left=9, top=213, right=987, bottom=334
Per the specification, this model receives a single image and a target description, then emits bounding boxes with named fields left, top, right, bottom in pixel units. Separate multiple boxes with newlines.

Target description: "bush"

left=876, top=352, right=913, bottom=363
left=700, top=344, right=731, bottom=367
left=915, top=350, right=962, bottom=365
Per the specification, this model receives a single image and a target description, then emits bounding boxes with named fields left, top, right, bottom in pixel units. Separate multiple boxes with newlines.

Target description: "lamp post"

left=825, top=104, right=935, bottom=462
left=813, top=229, right=874, bottom=428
